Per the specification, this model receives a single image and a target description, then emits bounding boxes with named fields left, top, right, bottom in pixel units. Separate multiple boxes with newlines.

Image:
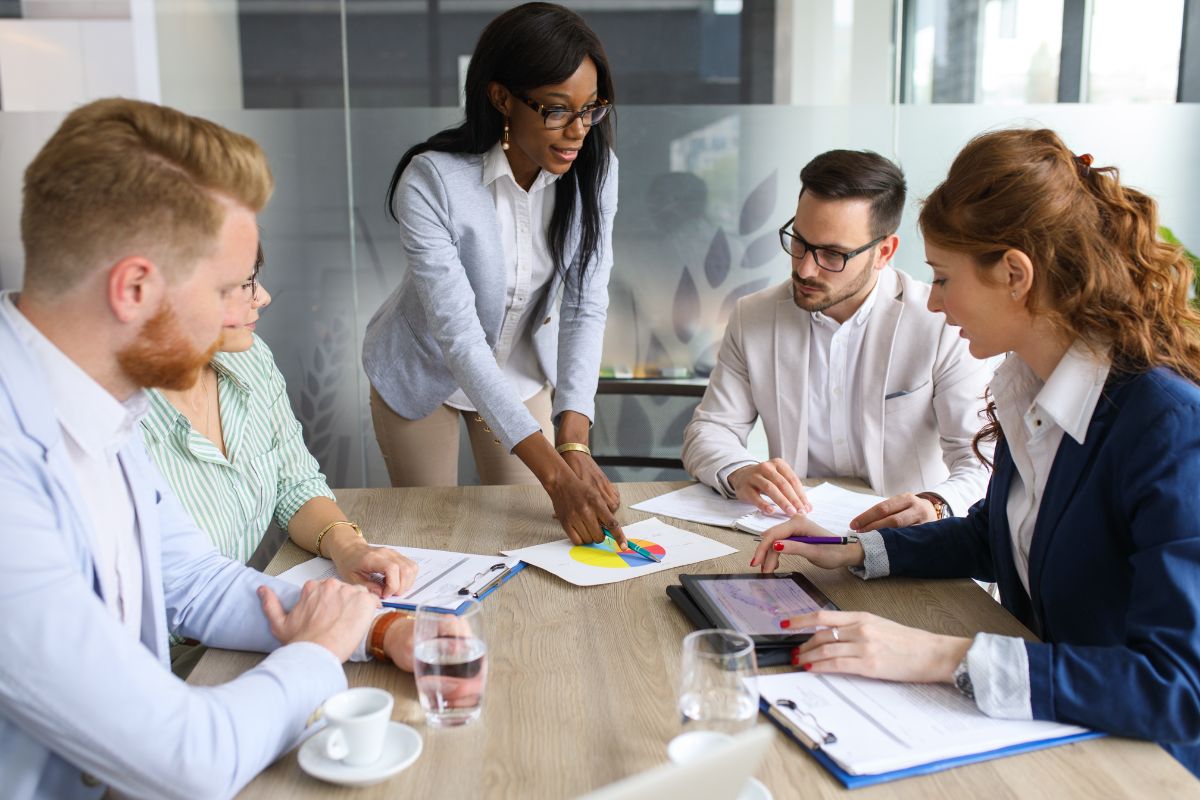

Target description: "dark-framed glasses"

left=515, top=94, right=611, bottom=130
left=240, top=273, right=258, bottom=300
left=778, top=216, right=886, bottom=273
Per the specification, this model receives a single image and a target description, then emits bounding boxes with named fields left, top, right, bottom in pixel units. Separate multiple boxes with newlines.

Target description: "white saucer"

left=298, top=721, right=423, bottom=787
left=740, top=777, right=772, bottom=800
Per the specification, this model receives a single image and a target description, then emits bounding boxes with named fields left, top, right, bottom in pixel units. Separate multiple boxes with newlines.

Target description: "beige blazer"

left=682, top=268, right=994, bottom=516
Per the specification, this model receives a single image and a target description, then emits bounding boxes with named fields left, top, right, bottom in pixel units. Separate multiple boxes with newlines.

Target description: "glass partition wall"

left=1, top=0, right=1196, bottom=487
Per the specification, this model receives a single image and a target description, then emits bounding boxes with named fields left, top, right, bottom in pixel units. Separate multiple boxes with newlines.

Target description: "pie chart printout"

left=568, top=538, right=667, bottom=569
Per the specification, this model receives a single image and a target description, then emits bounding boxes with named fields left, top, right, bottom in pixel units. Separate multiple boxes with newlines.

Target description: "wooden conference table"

left=189, top=481, right=1197, bottom=799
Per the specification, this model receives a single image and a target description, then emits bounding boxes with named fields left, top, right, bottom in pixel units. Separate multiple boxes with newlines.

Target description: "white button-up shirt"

left=1, top=294, right=147, bottom=638
left=446, top=142, right=558, bottom=411
left=991, top=341, right=1111, bottom=593
left=804, top=281, right=880, bottom=481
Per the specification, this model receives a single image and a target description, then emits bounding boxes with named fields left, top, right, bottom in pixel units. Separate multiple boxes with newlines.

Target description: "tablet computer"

left=679, top=572, right=839, bottom=646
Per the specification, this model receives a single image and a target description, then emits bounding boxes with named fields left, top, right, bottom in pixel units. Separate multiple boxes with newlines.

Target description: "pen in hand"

left=784, top=534, right=859, bottom=545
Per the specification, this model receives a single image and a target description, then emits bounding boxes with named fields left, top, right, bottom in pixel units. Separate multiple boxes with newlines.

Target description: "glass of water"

left=678, top=629, right=758, bottom=735
left=413, top=597, right=487, bottom=727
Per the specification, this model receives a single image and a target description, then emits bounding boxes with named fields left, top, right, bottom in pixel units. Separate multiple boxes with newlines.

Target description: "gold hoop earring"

left=502, top=118, right=510, bottom=151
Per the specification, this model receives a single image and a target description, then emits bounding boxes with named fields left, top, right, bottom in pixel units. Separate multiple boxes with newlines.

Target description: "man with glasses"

left=683, top=149, right=994, bottom=530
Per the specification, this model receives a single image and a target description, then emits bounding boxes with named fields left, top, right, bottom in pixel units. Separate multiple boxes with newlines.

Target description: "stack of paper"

left=756, top=670, right=1093, bottom=777
left=631, top=482, right=884, bottom=537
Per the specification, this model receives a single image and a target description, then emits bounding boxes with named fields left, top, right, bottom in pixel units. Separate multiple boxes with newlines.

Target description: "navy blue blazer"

left=879, top=367, right=1200, bottom=775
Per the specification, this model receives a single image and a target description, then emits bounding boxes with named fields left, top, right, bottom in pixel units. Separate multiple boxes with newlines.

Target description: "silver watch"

left=953, top=656, right=975, bottom=700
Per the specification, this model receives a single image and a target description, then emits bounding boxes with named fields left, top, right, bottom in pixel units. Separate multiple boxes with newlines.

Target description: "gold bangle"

left=555, top=442, right=591, bottom=456
left=315, top=520, right=363, bottom=558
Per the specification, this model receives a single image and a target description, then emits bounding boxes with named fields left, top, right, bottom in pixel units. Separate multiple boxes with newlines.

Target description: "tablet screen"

left=691, top=577, right=827, bottom=636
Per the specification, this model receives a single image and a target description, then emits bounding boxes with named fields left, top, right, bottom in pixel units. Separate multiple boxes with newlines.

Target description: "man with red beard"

left=0, top=99, right=402, bottom=799
left=683, top=149, right=994, bottom=532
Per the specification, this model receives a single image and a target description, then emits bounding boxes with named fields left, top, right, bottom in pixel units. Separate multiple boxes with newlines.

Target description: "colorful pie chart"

left=569, top=538, right=667, bottom=569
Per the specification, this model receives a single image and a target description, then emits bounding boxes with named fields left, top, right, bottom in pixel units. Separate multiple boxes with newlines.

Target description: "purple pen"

left=785, top=534, right=859, bottom=545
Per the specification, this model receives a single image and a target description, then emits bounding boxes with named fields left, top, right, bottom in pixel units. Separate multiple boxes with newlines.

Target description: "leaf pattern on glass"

left=693, top=340, right=722, bottom=378
left=740, top=230, right=780, bottom=271
left=739, top=170, right=777, bottom=236
left=296, top=318, right=351, bottom=483
left=673, top=267, right=700, bottom=345
left=719, top=277, right=773, bottom=320
left=704, top=228, right=731, bottom=288
left=646, top=332, right=669, bottom=371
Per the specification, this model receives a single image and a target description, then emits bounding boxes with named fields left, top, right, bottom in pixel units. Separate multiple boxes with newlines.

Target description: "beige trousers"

left=370, top=385, right=554, bottom=487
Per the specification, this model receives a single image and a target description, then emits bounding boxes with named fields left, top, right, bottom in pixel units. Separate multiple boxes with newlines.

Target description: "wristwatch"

left=953, top=656, right=975, bottom=700
left=916, top=492, right=950, bottom=520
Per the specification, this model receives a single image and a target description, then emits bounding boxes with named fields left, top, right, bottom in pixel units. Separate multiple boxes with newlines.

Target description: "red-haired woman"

left=752, top=128, right=1200, bottom=775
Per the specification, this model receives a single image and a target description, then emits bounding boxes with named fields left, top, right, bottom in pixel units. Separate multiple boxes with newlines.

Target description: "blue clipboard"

left=760, top=697, right=1104, bottom=789
left=382, top=561, right=526, bottom=615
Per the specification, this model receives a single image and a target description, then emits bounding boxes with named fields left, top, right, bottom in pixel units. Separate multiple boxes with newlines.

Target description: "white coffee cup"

left=321, top=687, right=394, bottom=766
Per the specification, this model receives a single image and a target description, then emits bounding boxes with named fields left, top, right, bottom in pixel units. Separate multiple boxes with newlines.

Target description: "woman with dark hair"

left=364, top=2, right=625, bottom=546
left=752, top=128, right=1200, bottom=775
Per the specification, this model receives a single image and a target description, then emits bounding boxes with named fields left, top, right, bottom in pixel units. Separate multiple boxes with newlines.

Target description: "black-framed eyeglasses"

left=778, top=216, right=886, bottom=273
left=240, top=270, right=258, bottom=300
left=514, top=94, right=611, bottom=130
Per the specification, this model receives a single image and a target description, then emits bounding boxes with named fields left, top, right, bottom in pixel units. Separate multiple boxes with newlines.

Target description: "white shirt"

left=1, top=295, right=146, bottom=638
left=445, top=142, right=559, bottom=411
left=990, top=341, right=1111, bottom=593
left=716, top=279, right=881, bottom=494
left=805, top=282, right=879, bottom=480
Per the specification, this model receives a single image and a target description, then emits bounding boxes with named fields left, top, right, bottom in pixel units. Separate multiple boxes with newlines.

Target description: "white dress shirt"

left=856, top=340, right=1111, bottom=720
left=1, top=294, right=146, bottom=638
left=717, top=280, right=880, bottom=493
left=445, top=142, right=558, bottom=411
left=804, top=282, right=879, bottom=480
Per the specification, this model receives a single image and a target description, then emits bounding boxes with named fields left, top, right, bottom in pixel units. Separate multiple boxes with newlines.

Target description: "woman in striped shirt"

left=141, top=245, right=419, bottom=602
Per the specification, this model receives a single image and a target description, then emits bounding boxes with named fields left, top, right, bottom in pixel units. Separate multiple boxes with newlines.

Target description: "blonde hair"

left=21, top=97, right=274, bottom=294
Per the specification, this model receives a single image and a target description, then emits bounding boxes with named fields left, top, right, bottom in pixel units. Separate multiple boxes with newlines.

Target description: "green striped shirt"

left=140, top=335, right=336, bottom=564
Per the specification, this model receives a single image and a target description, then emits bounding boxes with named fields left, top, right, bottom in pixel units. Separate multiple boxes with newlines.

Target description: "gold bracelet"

left=315, top=520, right=363, bottom=558
left=555, top=442, right=592, bottom=456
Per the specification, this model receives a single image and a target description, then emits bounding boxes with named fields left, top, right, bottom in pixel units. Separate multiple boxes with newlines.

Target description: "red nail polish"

left=773, top=542, right=784, bottom=551
left=802, top=663, right=812, bottom=672
left=791, top=647, right=799, bottom=658
left=779, top=619, right=791, bottom=629
left=792, top=657, right=801, bottom=667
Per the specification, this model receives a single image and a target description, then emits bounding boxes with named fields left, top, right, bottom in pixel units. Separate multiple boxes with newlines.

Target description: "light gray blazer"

left=682, top=268, right=995, bottom=516
left=363, top=149, right=618, bottom=451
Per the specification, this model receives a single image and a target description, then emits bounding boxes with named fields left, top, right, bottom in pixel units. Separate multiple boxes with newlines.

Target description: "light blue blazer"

left=362, top=149, right=619, bottom=451
left=0, top=304, right=347, bottom=800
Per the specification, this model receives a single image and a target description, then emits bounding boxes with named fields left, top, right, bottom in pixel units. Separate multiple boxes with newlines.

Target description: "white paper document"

left=756, top=671, right=1089, bottom=776
left=276, top=545, right=521, bottom=612
left=630, top=481, right=884, bottom=536
left=500, top=517, right=737, bottom=586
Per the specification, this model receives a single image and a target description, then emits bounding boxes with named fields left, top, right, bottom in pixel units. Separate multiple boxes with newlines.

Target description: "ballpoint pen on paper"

left=785, top=534, right=859, bottom=545
left=469, top=567, right=511, bottom=599
left=602, top=527, right=662, bottom=563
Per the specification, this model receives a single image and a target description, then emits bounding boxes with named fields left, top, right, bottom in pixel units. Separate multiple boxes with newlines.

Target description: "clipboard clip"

left=777, top=698, right=837, bottom=745
left=457, top=562, right=508, bottom=597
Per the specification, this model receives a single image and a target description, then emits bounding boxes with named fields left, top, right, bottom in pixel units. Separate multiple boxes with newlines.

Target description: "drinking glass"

left=412, top=597, right=487, bottom=727
left=677, top=629, right=758, bottom=735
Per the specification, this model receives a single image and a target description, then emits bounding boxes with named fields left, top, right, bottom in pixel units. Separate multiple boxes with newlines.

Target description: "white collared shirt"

left=804, top=280, right=880, bottom=481
left=445, top=142, right=559, bottom=411
left=1, top=294, right=147, bottom=638
left=990, top=341, right=1111, bottom=593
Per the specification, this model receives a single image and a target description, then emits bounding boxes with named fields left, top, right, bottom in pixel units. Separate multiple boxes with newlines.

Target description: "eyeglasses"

left=239, top=273, right=258, bottom=300
left=514, top=94, right=611, bottom=130
left=778, top=216, right=886, bottom=273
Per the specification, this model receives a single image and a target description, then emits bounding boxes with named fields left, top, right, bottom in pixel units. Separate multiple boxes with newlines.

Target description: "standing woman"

left=753, top=129, right=1200, bottom=775
left=364, top=2, right=625, bottom=545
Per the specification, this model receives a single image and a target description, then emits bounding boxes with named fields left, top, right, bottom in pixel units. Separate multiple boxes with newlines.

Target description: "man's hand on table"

left=728, top=459, right=812, bottom=517
left=850, top=492, right=939, bottom=532
left=258, top=579, right=380, bottom=662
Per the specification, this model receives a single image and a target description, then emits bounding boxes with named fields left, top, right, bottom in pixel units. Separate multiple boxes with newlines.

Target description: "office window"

left=1086, top=0, right=1184, bottom=102
left=906, top=0, right=1063, bottom=103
